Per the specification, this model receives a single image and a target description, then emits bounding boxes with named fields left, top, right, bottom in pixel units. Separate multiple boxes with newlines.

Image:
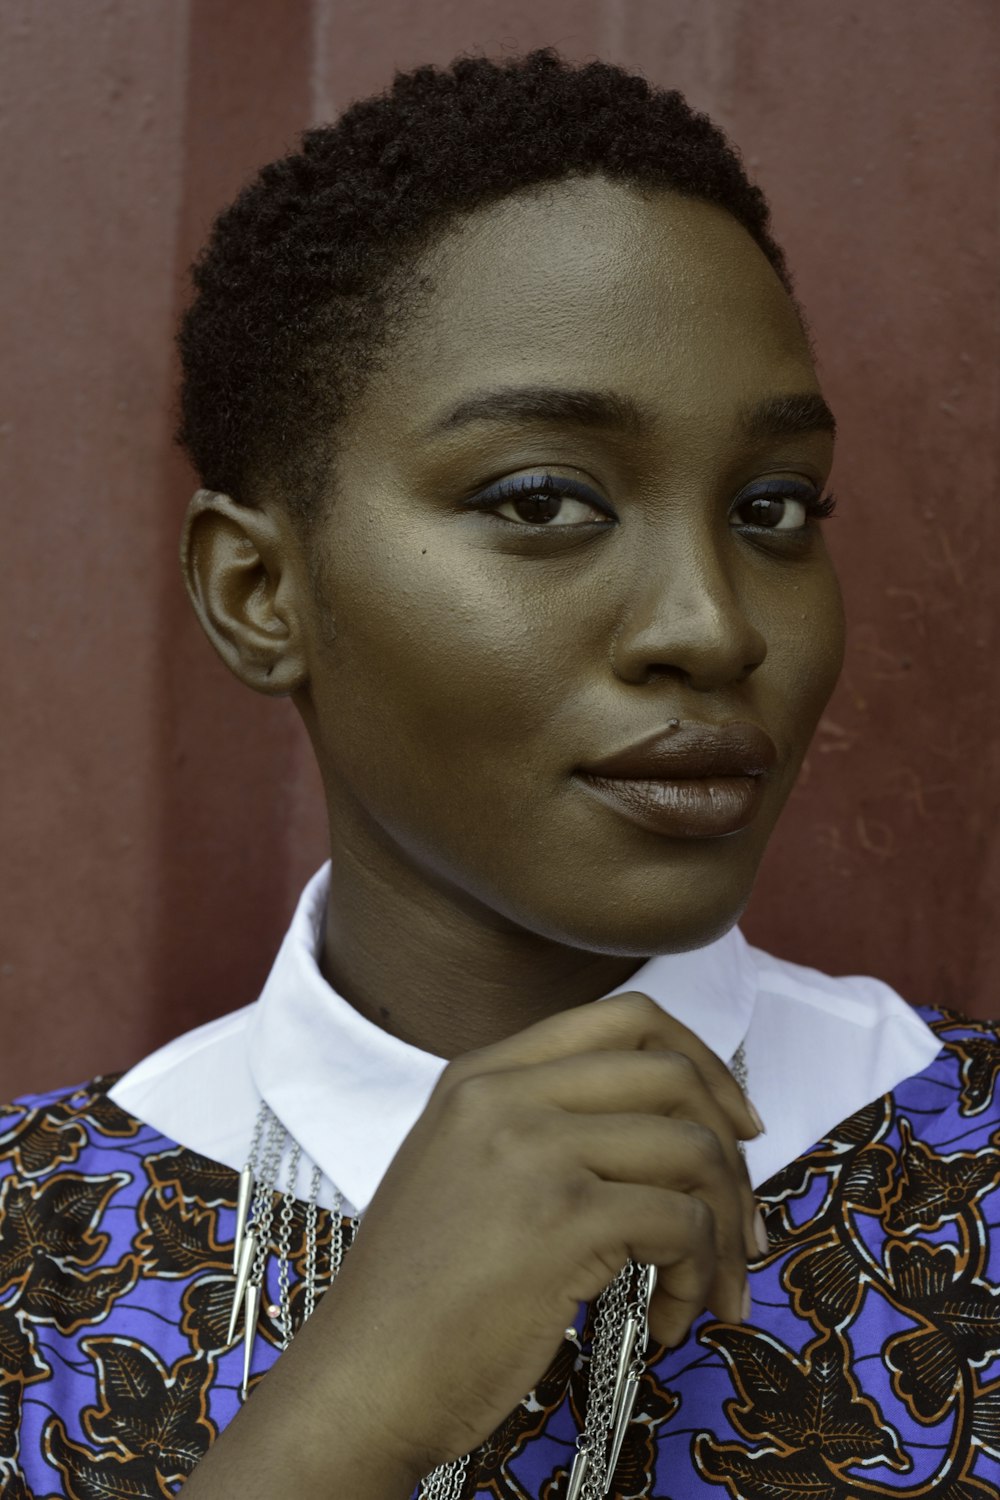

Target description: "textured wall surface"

left=2, top=0, right=998, bottom=1096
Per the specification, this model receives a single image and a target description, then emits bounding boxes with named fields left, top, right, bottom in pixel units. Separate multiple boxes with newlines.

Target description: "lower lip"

left=578, top=775, right=766, bottom=839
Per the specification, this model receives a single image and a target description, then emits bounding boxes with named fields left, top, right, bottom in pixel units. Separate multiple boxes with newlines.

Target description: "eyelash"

left=467, top=472, right=615, bottom=521
left=466, top=472, right=838, bottom=528
left=736, top=479, right=839, bottom=526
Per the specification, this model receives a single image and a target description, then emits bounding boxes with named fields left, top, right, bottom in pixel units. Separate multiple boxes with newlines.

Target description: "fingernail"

left=754, top=1208, right=769, bottom=1257
left=742, top=1282, right=752, bottom=1322
left=747, top=1098, right=766, bottom=1136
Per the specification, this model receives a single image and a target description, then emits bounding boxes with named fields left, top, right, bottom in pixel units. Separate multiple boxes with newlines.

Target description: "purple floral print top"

left=2, top=1006, right=1000, bottom=1499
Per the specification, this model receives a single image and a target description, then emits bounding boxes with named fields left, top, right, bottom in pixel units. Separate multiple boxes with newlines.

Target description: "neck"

left=319, top=803, right=645, bottom=1060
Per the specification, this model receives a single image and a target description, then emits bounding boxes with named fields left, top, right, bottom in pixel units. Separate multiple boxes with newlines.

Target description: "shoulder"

left=0, top=1075, right=148, bottom=1183
left=909, top=1004, right=1000, bottom=1119
left=746, top=941, right=927, bottom=1023
left=746, top=941, right=1000, bottom=1066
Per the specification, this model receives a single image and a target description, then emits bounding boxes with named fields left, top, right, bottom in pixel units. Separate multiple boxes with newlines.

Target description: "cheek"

left=765, top=563, right=845, bottom=738
left=312, top=535, right=597, bottom=771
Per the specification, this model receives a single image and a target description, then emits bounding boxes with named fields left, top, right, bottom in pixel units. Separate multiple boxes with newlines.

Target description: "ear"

left=180, top=489, right=309, bottom=696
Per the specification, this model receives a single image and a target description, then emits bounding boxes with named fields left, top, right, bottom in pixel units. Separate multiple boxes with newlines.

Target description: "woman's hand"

left=183, top=991, right=762, bottom=1498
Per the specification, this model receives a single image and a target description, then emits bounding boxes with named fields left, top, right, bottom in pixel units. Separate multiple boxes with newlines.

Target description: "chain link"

left=573, top=1260, right=633, bottom=1498
left=249, top=1107, right=286, bottom=1289
left=238, top=1037, right=748, bottom=1499
left=419, top=1451, right=470, bottom=1500
left=276, top=1140, right=302, bottom=1347
left=568, top=1037, right=748, bottom=1497
left=302, top=1166, right=324, bottom=1324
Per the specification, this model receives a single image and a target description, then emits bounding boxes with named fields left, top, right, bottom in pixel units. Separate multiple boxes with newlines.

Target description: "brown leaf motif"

left=839, top=1144, right=896, bottom=1215
left=0, top=1172, right=128, bottom=1295
left=756, top=1157, right=835, bottom=1250
left=933, top=1466, right=1000, bottom=1500
left=144, top=1149, right=238, bottom=1210
left=886, top=1119, right=1000, bottom=1232
left=134, top=1187, right=230, bottom=1279
left=0, top=1470, right=33, bottom=1500
left=0, top=1377, right=22, bottom=1466
left=476, top=1336, right=578, bottom=1493
left=884, top=1239, right=1000, bottom=1423
left=180, top=1274, right=238, bottom=1357
left=969, top=1372, right=1000, bottom=1460
left=45, top=1416, right=173, bottom=1500
left=604, top=1371, right=680, bottom=1500
left=949, top=1035, right=1000, bottom=1117
left=0, top=1106, right=87, bottom=1178
left=80, top=1336, right=215, bottom=1480
left=785, top=1235, right=868, bottom=1331
left=700, top=1325, right=905, bottom=1471
left=0, top=1303, right=49, bottom=1384
left=693, top=1438, right=851, bottom=1500
left=180, top=1272, right=281, bottom=1358
left=828, top=1097, right=894, bottom=1151
left=18, top=1255, right=138, bottom=1337
left=72, top=1082, right=144, bottom=1140
left=757, top=1098, right=894, bottom=1250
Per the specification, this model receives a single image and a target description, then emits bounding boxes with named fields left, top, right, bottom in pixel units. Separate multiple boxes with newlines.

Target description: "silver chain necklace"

left=229, top=1040, right=747, bottom=1499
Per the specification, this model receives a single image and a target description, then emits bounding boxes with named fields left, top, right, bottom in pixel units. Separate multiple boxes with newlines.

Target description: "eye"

left=730, top=481, right=836, bottom=532
left=469, top=472, right=615, bottom=527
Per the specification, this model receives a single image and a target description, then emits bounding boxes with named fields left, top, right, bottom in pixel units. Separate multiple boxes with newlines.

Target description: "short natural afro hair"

left=177, top=49, right=801, bottom=528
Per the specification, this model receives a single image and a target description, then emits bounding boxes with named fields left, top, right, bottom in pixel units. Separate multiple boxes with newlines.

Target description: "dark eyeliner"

left=732, top=478, right=838, bottom=525
left=464, top=471, right=617, bottom=520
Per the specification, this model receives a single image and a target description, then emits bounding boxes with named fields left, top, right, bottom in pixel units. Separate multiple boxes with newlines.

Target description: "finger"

left=564, top=1114, right=750, bottom=1323
left=443, top=990, right=763, bottom=1142
left=484, top=1049, right=761, bottom=1262
left=576, top=1182, right=723, bottom=1338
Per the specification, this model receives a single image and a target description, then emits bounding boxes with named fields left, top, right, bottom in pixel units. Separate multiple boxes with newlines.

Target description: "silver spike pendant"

left=227, top=1229, right=258, bottom=1347
left=241, top=1282, right=262, bottom=1397
left=566, top=1261, right=658, bottom=1498
left=232, top=1165, right=255, bottom=1273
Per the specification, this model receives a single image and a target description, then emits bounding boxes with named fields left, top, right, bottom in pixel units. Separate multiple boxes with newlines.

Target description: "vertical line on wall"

left=311, top=0, right=336, bottom=125
left=149, top=0, right=320, bottom=1053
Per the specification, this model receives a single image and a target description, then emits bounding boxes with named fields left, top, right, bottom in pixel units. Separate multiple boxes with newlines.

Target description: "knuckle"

left=681, top=1192, right=714, bottom=1241
left=437, top=1053, right=474, bottom=1090
left=439, top=1068, right=501, bottom=1122
left=559, top=1168, right=597, bottom=1217
left=621, top=990, right=661, bottom=1016
left=682, top=1121, right=725, bottom=1172
left=664, top=1049, right=697, bottom=1085
left=617, top=991, right=664, bottom=1030
left=533, top=1170, right=595, bottom=1240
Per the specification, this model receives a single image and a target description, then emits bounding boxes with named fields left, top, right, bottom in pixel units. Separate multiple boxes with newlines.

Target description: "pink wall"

left=3, top=0, right=998, bottom=1096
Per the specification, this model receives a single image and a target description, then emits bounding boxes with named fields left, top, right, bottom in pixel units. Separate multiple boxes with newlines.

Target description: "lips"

left=577, top=721, right=778, bottom=839
left=581, top=721, right=778, bottom=781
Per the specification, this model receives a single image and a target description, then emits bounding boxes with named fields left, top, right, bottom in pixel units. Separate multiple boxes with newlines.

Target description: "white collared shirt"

left=110, top=863, right=941, bottom=1213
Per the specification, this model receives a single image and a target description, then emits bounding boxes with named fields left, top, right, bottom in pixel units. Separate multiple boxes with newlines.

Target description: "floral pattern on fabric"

left=0, top=1009, right=998, bottom=1498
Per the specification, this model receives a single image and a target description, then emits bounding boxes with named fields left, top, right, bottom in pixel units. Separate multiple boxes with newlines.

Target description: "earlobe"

left=180, top=489, right=309, bottom=696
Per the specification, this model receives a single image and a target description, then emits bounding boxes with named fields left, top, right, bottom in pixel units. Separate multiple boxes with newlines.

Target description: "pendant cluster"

left=227, top=1102, right=342, bottom=1399
left=232, top=1038, right=747, bottom=1499
left=567, top=1261, right=658, bottom=1499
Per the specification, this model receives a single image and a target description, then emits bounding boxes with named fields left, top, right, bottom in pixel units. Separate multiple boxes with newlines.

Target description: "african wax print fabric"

left=2, top=1005, right=1000, bottom=1499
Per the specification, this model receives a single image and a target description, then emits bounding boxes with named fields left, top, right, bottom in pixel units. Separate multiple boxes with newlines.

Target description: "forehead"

left=362, top=176, right=817, bottom=444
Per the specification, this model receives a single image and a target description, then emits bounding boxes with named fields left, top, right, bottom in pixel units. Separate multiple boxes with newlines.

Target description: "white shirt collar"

left=246, top=865, right=750, bottom=1214
left=112, top=862, right=942, bottom=1212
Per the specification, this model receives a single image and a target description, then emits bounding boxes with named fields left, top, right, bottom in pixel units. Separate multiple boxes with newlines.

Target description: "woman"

left=2, top=49, right=998, bottom=1500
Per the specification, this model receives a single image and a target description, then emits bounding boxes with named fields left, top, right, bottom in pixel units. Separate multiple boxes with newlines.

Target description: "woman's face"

left=294, top=175, right=844, bottom=955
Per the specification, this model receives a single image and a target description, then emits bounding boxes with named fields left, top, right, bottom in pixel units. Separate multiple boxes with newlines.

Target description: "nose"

left=611, top=537, right=767, bottom=691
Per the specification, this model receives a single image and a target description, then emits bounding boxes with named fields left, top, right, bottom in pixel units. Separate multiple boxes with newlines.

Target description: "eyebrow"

left=740, top=392, right=837, bottom=442
left=432, top=386, right=649, bottom=436
left=430, top=384, right=837, bottom=442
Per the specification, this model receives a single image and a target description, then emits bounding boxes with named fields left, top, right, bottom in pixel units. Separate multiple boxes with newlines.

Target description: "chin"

left=564, top=900, right=749, bottom=959
left=498, top=848, right=760, bottom=958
